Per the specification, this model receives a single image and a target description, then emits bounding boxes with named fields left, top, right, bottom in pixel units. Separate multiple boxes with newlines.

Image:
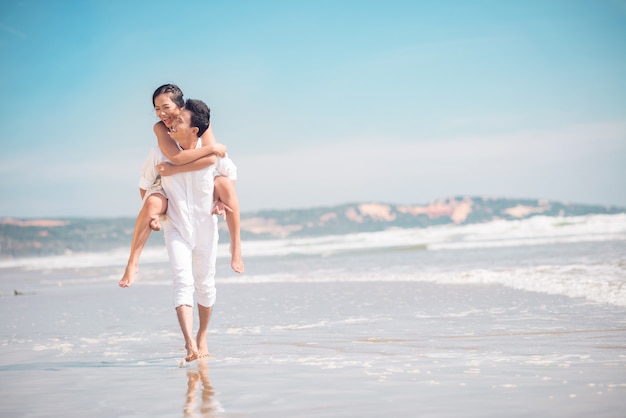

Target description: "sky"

left=1, top=0, right=625, bottom=218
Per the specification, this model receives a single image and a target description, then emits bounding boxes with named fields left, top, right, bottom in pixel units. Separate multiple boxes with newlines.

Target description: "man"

left=138, top=98, right=236, bottom=361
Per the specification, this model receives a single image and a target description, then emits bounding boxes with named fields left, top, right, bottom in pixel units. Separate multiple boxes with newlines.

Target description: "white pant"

left=164, top=223, right=218, bottom=308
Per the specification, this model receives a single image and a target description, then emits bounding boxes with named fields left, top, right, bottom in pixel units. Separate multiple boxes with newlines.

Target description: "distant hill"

left=238, top=196, right=624, bottom=239
left=1, top=196, right=623, bottom=258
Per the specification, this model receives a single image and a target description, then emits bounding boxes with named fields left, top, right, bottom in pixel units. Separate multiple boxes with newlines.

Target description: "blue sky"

left=1, top=0, right=625, bottom=217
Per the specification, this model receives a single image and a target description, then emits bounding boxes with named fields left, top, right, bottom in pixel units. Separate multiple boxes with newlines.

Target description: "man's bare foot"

left=149, top=215, right=161, bottom=231
left=118, top=265, right=137, bottom=288
left=230, top=245, right=244, bottom=273
left=196, top=341, right=210, bottom=359
left=185, top=353, right=199, bottom=362
left=197, top=337, right=211, bottom=359
left=185, top=343, right=199, bottom=362
left=185, top=341, right=198, bottom=362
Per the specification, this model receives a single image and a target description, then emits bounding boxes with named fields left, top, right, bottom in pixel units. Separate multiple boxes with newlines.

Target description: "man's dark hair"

left=184, top=99, right=211, bottom=137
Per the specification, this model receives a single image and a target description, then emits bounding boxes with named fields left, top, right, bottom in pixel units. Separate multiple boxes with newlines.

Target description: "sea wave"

left=240, top=213, right=626, bottom=257
left=1, top=213, right=624, bottom=270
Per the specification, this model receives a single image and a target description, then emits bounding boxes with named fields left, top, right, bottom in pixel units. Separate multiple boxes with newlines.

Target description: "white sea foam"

left=272, top=321, right=331, bottom=331
left=0, top=247, right=169, bottom=270
left=225, top=262, right=626, bottom=307
left=33, top=342, right=74, bottom=353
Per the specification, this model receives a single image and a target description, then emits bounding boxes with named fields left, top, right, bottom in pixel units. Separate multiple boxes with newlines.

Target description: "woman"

left=119, top=84, right=244, bottom=288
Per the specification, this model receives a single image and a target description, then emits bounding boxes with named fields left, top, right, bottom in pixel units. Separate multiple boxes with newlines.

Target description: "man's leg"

left=119, top=193, right=167, bottom=287
left=214, top=176, right=244, bottom=273
left=167, top=229, right=198, bottom=362
left=196, top=304, right=213, bottom=358
left=176, top=304, right=198, bottom=362
left=193, top=219, right=219, bottom=358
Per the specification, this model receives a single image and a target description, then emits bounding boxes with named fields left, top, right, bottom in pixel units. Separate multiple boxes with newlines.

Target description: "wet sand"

left=1, top=279, right=625, bottom=417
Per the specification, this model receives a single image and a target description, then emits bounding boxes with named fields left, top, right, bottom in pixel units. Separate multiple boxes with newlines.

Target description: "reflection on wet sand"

left=184, top=359, right=224, bottom=417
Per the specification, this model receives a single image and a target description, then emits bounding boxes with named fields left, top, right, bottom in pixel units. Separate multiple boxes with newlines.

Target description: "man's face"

left=168, top=109, right=195, bottom=142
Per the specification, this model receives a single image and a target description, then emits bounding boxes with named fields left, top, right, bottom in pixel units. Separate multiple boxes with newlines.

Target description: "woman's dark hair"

left=152, top=84, right=184, bottom=108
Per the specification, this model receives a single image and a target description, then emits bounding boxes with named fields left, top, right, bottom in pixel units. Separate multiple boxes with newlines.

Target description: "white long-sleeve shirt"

left=138, top=140, right=237, bottom=246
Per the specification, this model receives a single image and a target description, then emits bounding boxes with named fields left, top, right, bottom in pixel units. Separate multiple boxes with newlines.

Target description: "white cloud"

left=235, top=122, right=626, bottom=210
left=1, top=121, right=623, bottom=217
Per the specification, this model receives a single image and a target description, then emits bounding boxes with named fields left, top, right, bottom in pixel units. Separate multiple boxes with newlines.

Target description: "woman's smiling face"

left=154, top=93, right=182, bottom=128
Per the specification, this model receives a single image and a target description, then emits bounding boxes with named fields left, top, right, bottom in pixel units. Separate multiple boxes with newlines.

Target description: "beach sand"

left=1, top=276, right=625, bottom=417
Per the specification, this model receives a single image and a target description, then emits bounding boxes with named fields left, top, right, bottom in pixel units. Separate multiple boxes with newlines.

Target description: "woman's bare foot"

left=230, top=244, right=244, bottom=273
left=149, top=215, right=162, bottom=231
left=118, top=265, right=137, bottom=288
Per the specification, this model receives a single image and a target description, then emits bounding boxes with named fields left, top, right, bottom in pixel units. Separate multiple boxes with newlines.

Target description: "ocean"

left=1, top=213, right=625, bottom=417
left=3, top=213, right=625, bottom=306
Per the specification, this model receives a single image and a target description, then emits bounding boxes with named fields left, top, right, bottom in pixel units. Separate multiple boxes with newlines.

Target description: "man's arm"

left=155, top=122, right=226, bottom=166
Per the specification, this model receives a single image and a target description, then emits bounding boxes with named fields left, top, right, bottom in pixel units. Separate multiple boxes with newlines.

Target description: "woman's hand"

left=213, top=143, right=227, bottom=158
left=156, top=162, right=177, bottom=176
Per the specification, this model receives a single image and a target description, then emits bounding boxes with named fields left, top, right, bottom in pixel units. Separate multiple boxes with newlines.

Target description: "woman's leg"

left=119, top=193, right=168, bottom=287
left=214, top=177, right=244, bottom=273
